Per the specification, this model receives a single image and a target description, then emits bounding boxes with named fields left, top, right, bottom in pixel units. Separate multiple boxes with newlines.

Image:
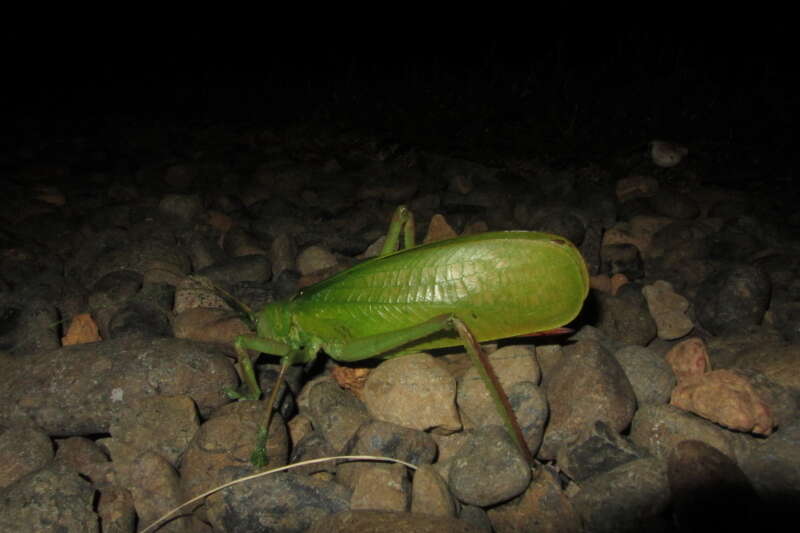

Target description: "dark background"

left=4, top=23, right=794, bottom=180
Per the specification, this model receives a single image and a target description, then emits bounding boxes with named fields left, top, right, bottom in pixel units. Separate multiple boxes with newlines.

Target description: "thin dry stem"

left=140, top=455, right=418, bottom=533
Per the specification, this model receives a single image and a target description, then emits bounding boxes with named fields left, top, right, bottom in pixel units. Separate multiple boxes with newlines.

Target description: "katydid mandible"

left=227, top=206, right=589, bottom=467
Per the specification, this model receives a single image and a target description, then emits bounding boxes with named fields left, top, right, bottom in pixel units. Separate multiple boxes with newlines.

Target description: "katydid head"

left=256, top=301, right=293, bottom=342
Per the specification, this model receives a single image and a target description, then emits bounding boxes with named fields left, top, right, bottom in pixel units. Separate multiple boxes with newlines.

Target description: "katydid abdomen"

left=290, top=231, right=589, bottom=358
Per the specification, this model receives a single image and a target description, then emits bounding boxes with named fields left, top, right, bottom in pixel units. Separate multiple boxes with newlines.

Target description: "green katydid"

left=223, top=206, right=589, bottom=467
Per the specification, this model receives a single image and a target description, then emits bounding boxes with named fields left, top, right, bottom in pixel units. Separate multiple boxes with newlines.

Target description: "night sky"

left=5, top=23, right=794, bottom=172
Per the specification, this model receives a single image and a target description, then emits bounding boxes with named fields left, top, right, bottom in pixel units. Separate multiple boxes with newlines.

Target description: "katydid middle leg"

left=380, top=205, right=416, bottom=255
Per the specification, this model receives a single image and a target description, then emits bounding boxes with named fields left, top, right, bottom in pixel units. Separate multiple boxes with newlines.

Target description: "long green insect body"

left=231, top=206, right=590, bottom=467
left=288, top=231, right=588, bottom=359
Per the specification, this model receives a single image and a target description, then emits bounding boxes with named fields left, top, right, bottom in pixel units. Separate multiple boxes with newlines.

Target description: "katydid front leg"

left=225, top=335, right=292, bottom=401
left=230, top=333, right=306, bottom=467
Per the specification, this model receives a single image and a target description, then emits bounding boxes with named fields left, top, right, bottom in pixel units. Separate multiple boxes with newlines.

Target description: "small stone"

left=0, top=337, right=237, bottom=435
left=738, top=419, right=800, bottom=507
left=602, top=215, right=673, bottom=257
left=613, top=345, right=675, bottom=405
left=197, top=254, right=272, bottom=285
left=336, top=420, right=437, bottom=489
left=128, top=451, right=192, bottom=532
left=97, top=487, right=136, bottom=533
left=571, top=457, right=671, bottom=533
left=610, top=273, right=629, bottom=295
left=223, top=227, right=268, bottom=257
left=9, top=297, right=61, bottom=355
left=670, top=369, right=775, bottom=435
left=109, top=394, right=200, bottom=467
left=505, top=382, right=549, bottom=456
left=732, top=368, right=799, bottom=427
left=61, top=313, right=102, bottom=346
left=431, top=432, right=471, bottom=464
left=458, top=505, right=493, bottom=533
left=487, top=468, right=581, bottom=533
left=616, top=175, right=659, bottom=203
left=173, top=276, right=230, bottom=314
left=206, top=209, right=234, bottom=233
left=706, top=327, right=784, bottom=369
left=535, top=344, right=564, bottom=383
left=106, top=297, right=173, bottom=340
left=731, top=343, right=800, bottom=391
left=0, top=426, right=54, bottom=489
left=301, top=378, right=371, bottom=452
left=363, top=353, right=461, bottom=434
left=630, top=404, right=744, bottom=461
left=270, top=233, right=297, bottom=277
left=448, top=425, right=531, bottom=507
left=297, top=245, right=338, bottom=276
left=695, top=264, right=771, bottom=335
left=158, top=193, right=203, bottom=223
left=307, top=510, right=482, bottom=533
left=205, top=472, right=350, bottom=533
left=423, top=213, right=458, bottom=243
left=642, top=280, right=694, bottom=340
left=173, top=307, right=251, bottom=344
left=350, top=463, right=409, bottom=512
left=590, top=274, right=612, bottom=293
left=53, top=437, right=108, bottom=480
left=668, top=440, right=760, bottom=531
left=528, top=206, right=586, bottom=246
left=541, top=340, right=636, bottom=460
left=411, top=465, right=457, bottom=518
left=666, top=337, right=711, bottom=381
left=462, top=220, right=489, bottom=235
left=330, top=364, right=371, bottom=400
left=556, top=421, right=644, bottom=481
left=289, top=431, right=339, bottom=477
left=180, top=401, right=289, bottom=502
left=348, top=420, right=437, bottom=466
left=569, top=325, right=622, bottom=355
left=600, top=243, right=643, bottom=280
left=0, top=462, right=98, bottom=533
left=456, top=345, right=540, bottom=428
left=650, top=139, right=688, bottom=168
left=594, top=285, right=658, bottom=346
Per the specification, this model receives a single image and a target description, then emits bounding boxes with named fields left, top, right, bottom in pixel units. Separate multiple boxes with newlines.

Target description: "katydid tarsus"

left=226, top=205, right=590, bottom=467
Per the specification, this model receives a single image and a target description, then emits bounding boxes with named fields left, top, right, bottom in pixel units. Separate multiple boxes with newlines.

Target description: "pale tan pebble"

left=650, top=140, right=689, bottom=168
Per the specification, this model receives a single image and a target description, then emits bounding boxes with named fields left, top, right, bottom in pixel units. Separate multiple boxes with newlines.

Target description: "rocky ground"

left=0, top=115, right=797, bottom=533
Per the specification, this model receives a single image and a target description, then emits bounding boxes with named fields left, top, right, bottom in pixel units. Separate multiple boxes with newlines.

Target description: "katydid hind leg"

left=333, top=314, right=453, bottom=362
left=450, top=317, right=534, bottom=465
left=332, top=314, right=533, bottom=464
